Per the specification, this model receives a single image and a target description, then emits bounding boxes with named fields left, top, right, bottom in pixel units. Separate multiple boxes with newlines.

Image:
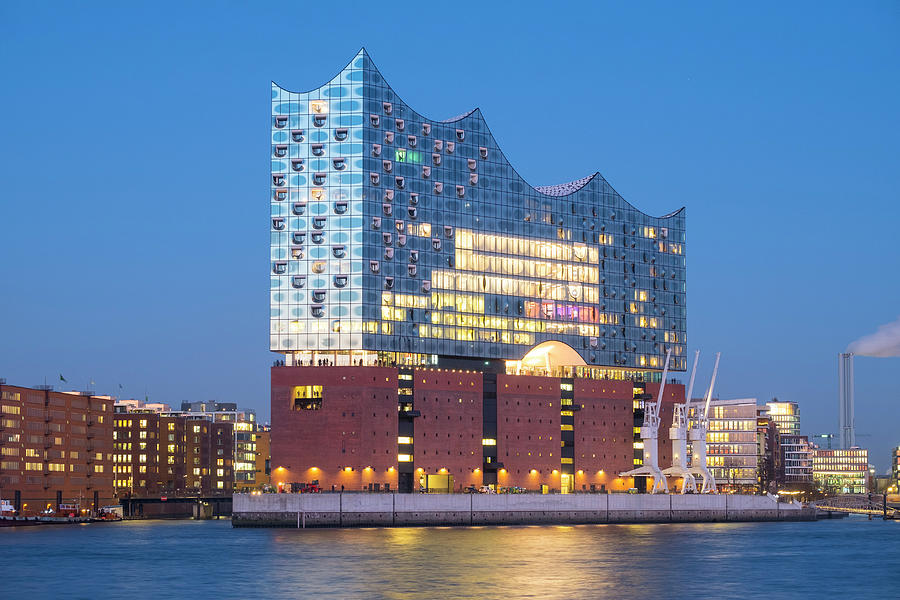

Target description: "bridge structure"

left=812, top=494, right=898, bottom=519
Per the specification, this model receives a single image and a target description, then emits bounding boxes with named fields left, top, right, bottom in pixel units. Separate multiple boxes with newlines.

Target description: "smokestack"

left=838, top=352, right=854, bottom=449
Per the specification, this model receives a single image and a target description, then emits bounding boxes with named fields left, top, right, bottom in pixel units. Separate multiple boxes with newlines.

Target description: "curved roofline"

left=275, top=48, right=685, bottom=220
left=272, top=47, right=369, bottom=96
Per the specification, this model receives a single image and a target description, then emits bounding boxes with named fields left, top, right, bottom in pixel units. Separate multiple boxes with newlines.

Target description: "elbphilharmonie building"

left=271, top=49, right=686, bottom=377
left=270, top=50, right=687, bottom=494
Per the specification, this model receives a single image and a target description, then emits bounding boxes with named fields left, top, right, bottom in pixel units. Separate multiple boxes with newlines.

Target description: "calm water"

left=1, top=518, right=897, bottom=599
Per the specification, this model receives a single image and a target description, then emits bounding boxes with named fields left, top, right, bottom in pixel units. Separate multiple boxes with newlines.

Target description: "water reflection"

left=1, top=519, right=897, bottom=599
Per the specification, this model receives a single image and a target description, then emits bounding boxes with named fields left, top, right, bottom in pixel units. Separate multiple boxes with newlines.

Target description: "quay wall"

left=232, top=493, right=815, bottom=528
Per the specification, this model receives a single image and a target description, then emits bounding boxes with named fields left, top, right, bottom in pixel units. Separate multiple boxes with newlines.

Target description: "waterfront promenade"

left=233, top=492, right=813, bottom=527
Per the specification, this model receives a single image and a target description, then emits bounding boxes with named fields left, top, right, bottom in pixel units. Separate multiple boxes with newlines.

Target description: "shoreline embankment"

left=232, top=493, right=815, bottom=528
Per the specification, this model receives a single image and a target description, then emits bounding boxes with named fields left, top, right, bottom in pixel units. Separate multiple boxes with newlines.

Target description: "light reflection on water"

left=1, top=518, right=898, bottom=599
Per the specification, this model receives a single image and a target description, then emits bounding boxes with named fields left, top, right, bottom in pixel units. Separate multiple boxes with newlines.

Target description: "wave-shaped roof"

left=275, top=48, right=684, bottom=220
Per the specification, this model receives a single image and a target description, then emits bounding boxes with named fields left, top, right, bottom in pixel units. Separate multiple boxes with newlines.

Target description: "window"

left=334, top=128, right=348, bottom=141
left=291, top=129, right=304, bottom=142
left=291, top=158, right=304, bottom=172
left=292, top=386, right=323, bottom=410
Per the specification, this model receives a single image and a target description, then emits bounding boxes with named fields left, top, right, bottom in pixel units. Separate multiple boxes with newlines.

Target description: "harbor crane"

left=688, top=352, right=720, bottom=494
left=620, top=349, right=672, bottom=494
left=662, top=350, right=700, bottom=494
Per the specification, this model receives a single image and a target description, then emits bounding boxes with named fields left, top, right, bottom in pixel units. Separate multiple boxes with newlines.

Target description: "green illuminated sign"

left=395, top=149, right=422, bottom=164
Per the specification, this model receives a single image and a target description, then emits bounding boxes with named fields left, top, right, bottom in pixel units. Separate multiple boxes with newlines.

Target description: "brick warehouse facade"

left=271, top=366, right=684, bottom=493
left=0, top=383, right=115, bottom=515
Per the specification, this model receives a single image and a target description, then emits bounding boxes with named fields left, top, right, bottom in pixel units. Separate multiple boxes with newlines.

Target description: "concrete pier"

left=232, top=493, right=815, bottom=528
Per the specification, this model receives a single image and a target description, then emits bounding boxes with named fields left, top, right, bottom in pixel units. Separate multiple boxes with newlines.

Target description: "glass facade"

left=812, top=448, right=868, bottom=494
left=271, top=49, right=687, bottom=373
left=691, top=398, right=758, bottom=490
left=765, top=400, right=800, bottom=436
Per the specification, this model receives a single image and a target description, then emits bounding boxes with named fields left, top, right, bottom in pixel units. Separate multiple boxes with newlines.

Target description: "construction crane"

left=662, top=350, right=700, bottom=494
left=688, top=352, right=720, bottom=494
left=620, top=349, right=672, bottom=494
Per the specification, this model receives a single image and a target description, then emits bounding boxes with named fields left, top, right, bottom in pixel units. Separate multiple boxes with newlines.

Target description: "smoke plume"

left=847, top=316, right=900, bottom=357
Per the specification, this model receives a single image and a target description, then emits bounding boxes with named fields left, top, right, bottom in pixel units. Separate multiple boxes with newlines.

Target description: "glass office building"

left=270, top=49, right=686, bottom=378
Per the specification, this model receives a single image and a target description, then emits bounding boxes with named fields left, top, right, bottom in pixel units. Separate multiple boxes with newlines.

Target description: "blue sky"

left=1, top=2, right=898, bottom=471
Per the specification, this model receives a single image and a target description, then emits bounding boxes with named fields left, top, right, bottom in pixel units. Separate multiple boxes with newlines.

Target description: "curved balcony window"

left=384, top=247, right=394, bottom=260
left=432, top=153, right=442, bottom=166
left=291, top=158, right=305, bottom=172
left=422, top=166, right=431, bottom=178
left=274, top=189, right=287, bottom=201
left=311, top=261, right=327, bottom=274
left=456, top=129, right=465, bottom=141
left=456, top=185, right=465, bottom=198
left=332, top=158, right=346, bottom=171
left=370, top=114, right=380, bottom=127
left=313, top=172, right=327, bottom=185
left=383, top=160, right=392, bottom=173
left=408, top=264, right=417, bottom=277
left=312, top=217, right=326, bottom=229
left=372, top=143, right=382, bottom=157
left=382, top=232, right=393, bottom=245
left=433, top=182, right=443, bottom=194
left=395, top=176, right=405, bottom=189
left=409, top=193, right=419, bottom=205
left=479, top=147, right=488, bottom=159
left=382, top=203, right=393, bottom=216
left=469, top=173, right=478, bottom=186
left=384, top=276, right=394, bottom=290
left=384, top=131, right=394, bottom=144
left=274, top=144, right=287, bottom=158
left=407, top=135, right=417, bottom=147
left=291, top=276, right=306, bottom=289
left=311, top=144, right=325, bottom=156
left=310, top=232, right=324, bottom=245
left=408, top=206, right=417, bottom=219
left=432, top=238, right=442, bottom=251
left=292, top=232, right=306, bottom=245
left=332, top=245, right=346, bottom=258
left=409, top=250, right=419, bottom=263
left=333, top=201, right=348, bottom=215
left=291, top=129, right=305, bottom=142
left=272, top=217, right=285, bottom=231
left=370, top=173, right=380, bottom=186
left=467, top=159, right=477, bottom=171
left=292, top=202, right=306, bottom=216
left=333, top=275, right=348, bottom=288
left=422, top=123, right=431, bottom=136
left=372, top=217, right=381, bottom=230
left=312, top=290, right=327, bottom=303
left=274, top=115, right=288, bottom=128
left=397, top=234, right=407, bottom=246
left=272, top=174, right=285, bottom=186
left=444, top=226, right=453, bottom=238
left=313, top=115, right=326, bottom=127
left=369, top=260, right=380, bottom=274
left=446, top=141, right=455, bottom=154
left=310, top=304, right=325, bottom=318
left=272, top=261, right=287, bottom=274
left=395, top=119, right=405, bottom=131
left=334, top=128, right=348, bottom=141
left=382, top=102, right=392, bottom=115
left=291, top=247, right=304, bottom=259
left=383, top=189, right=394, bottom=202
left=422, top=280, right=431, bottom=293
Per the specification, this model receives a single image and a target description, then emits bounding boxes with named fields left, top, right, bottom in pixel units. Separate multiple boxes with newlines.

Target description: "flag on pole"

left=59, top=374, right=67, bottom=383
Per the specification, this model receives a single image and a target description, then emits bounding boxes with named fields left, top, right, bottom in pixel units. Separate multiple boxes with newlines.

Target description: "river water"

left=1, top=517, right=897, bottom=599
